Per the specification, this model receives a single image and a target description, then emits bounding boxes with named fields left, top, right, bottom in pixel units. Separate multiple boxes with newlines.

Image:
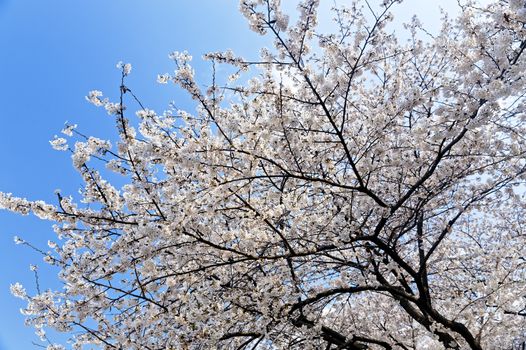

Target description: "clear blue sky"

left=0, top=1, right=465, bottom=349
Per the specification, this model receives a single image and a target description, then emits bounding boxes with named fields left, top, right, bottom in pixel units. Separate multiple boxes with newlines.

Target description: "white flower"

left=157, top=74, right=170, bottom=84
left=10, top=282, right=26, bottom=299
left=136, top=109, right=156, bottom=119
left=72, top=141, right=90, bottom=168
left=61, top=123, right=77, bottom=137
left=169, top=50, right=192, bottom=63
left=36, top=327, right=46, bottom=341
left=86, top=90, right=104, bottom=107
left=49, top=136, right=68, bottom=151
left=43, top=255, right=54, bottom=264
left=275, top=13, right=289, bottom=31
left=117, top=61, right=132, bottom=76
left=46, top=345, right=65, bottom=350
left=104, top=102, right=125, bottom=115
left=228, top=73, right=240, bottom=82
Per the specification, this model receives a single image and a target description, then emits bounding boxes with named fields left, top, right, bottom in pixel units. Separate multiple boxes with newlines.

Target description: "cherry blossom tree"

left=2, top=0, right=526, bottom=349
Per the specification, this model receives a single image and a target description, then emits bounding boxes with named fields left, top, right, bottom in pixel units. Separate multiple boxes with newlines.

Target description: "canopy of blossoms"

left=2, top=0, right=526, bottom=349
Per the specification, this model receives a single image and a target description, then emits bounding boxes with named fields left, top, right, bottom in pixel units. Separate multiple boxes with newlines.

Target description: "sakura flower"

left=116, top=61, right=132, bottom=76
left=49, top=136, right=68, bottom=151
left=85, top=90, right=104, bottom=107
left=10, top=282, right=26, bottom=299
left=61, top=123, right=77, bottom=137
left=157, top=73, right=170, bottom=84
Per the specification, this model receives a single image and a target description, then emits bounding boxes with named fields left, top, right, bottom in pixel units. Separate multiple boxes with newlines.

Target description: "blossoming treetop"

left=2, top=0, right=526, bottom=349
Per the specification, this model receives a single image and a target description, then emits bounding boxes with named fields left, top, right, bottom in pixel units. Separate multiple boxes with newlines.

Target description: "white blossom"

left=46, top=345, right=65, bottom=350
left=116, top=61, right=132, bottom=76
left=61, top=123, right=77, bottom=137
left=157, top=73, right=170, bottom=84
left=10, top=282, right=26, bottom=299
left=104, top=102, right=125, bottom=115
left=49, top=136, right=68, bottom=151
left=85, top=90, right=104, bottom=107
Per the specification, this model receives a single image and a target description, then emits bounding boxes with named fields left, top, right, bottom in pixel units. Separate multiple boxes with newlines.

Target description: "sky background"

left=0, top=1, right=472, bottom=349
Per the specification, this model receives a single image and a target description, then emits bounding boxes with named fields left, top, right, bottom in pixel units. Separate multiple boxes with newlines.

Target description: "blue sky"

left=0, top=1, right=467, bottom=349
